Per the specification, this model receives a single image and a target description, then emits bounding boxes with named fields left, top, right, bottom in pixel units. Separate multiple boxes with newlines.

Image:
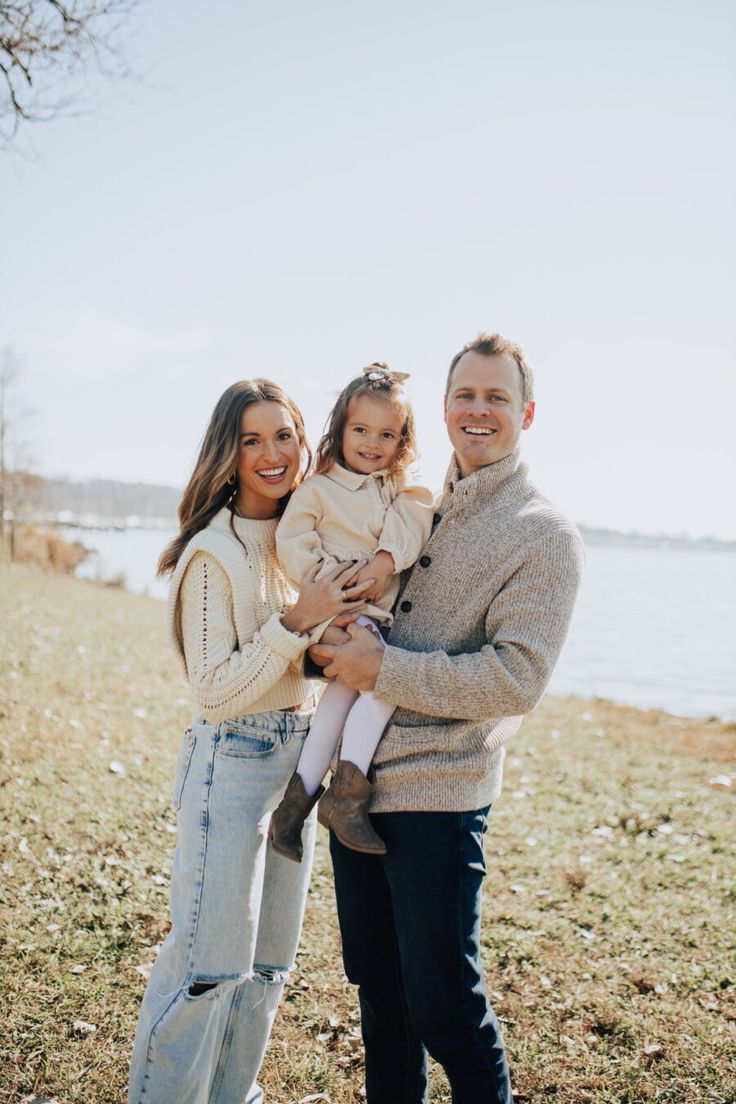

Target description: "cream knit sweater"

left=369, top=449, right=584, bottom=813
left=167, top=508, right=317, bottom=722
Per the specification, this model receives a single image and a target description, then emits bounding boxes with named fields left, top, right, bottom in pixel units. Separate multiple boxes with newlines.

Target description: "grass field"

left=1, top=562, right=734, bottom=1104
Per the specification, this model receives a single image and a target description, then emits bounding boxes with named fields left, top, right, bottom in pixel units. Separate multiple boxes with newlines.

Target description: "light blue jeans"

left=128, top=708, right=316, bottom=1104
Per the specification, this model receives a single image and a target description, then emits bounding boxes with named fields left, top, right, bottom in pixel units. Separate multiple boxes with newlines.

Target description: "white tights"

left=296, top=617, right=394, bottom=796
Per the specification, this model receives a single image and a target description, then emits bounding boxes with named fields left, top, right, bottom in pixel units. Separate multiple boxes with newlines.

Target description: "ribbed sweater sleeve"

left=375, top=528, right=583, bottom=721
left=180, top=552, right=307, bottom=716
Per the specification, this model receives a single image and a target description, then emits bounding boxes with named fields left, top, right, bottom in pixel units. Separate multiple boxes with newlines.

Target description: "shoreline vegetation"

left=0, top=562, right=734, bottom=1104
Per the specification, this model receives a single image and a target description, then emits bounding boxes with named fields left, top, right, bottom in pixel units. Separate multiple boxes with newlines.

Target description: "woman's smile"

left=236, top=401, right=302, bottom=517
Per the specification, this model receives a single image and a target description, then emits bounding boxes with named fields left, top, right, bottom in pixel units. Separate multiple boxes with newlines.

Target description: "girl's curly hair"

left=314, top=364, right=417, bottom=479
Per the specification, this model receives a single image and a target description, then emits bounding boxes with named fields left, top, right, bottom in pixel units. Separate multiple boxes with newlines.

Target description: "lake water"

left=63, top=527, right=736, bottom=721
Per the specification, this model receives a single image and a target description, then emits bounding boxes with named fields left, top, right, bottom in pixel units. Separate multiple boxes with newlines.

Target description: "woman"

left=128, top=380, right=372, bottom=1104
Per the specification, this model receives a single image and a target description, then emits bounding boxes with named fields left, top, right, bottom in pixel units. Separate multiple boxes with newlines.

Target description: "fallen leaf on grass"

left=70, top=964, right=87, bottom=974
left=72, top=1020, right=97, bottom=1035
left=643, top=1043, right=664, bottom=1059
left=707, top=775, right=733, bottom=791
left=299, top=1096, right=331, bottom=1103
left=565, top=868, right=587, bottom=891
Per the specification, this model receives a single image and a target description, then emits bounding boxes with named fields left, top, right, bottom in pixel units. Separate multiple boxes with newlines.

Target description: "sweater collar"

left=324, top=462, right=390, bottom=491
left=210, top=506, right=279, bottom=545
left=441, top=448, right=525, bottom=505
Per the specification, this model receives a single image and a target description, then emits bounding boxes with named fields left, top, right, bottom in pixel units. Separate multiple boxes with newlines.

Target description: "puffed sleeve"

left=275, top=480, right=339, bottom=587
left=376, top=482, right=435, bottom=573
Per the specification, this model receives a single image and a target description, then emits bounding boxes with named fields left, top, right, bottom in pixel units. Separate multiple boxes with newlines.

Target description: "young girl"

left=270, top=363, right=433, bottom=860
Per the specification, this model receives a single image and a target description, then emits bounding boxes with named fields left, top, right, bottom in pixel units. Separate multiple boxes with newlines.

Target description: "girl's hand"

left=281, top=561, right=375, bottom=635
left=353, top=551, right=395, bottom=604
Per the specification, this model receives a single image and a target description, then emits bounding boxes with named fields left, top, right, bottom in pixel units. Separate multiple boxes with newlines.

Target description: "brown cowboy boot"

left=269, top=772, right=324, bottom=863
left=317, top=760, right=387, bottom=855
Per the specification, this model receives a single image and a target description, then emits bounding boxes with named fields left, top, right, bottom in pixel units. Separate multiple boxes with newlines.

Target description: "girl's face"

left=341, top=393, right=405, bottom=476
left=235, top=401, right=302, bottom=518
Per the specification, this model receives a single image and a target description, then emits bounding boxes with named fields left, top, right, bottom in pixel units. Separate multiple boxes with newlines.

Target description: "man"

left=311, top=333, right=584, bottom=1104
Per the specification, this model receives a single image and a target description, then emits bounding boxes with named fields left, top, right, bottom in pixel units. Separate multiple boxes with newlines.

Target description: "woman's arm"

left=180, top=553, right=307, bottom=716
left=180, top=553, right=373, bottom=715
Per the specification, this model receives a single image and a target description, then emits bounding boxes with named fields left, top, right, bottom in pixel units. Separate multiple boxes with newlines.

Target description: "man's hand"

left=309, top=623, right=384, bottom=691
left=352, top=551, right=395, bottom=604
left=319, top=624, right=351, bottom=646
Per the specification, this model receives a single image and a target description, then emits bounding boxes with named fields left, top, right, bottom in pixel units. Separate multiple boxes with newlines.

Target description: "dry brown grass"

left=4, top=524, right=90, bottom=574
left=0, top=562, right=734, bottom=1103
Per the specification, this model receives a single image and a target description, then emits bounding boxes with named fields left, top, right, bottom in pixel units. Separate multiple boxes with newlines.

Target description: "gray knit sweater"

left=370, top=447, right=584, bottom=813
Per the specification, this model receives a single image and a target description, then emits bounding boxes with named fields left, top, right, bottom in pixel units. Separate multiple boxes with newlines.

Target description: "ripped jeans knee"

left=188, top=981, right=218, bottom=996
left=185, top=963, right=290, bottom=999
left=252, top=963, right=290, bottom=985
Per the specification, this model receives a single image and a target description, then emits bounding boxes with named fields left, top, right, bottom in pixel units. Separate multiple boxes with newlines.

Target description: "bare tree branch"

left=0, top=0, right=140, bottom=143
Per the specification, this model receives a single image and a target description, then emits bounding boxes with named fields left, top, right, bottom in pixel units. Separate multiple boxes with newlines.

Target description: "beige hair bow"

left=362, top=362, right=410, bottom=384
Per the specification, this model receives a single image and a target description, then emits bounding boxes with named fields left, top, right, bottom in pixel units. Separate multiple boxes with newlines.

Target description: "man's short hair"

left=446, top=333, right=534, bottom=406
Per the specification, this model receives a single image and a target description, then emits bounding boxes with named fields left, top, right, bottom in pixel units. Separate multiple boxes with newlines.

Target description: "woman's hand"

left=281, top=561, right=375, bottom=635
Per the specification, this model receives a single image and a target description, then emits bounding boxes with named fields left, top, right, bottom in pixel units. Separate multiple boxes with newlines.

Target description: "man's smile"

left=461, top=425, right=496, bottom=436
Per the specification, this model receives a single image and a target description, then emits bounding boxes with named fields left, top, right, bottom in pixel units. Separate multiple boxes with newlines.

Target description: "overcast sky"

left=1, top=0, right=734, bottom=537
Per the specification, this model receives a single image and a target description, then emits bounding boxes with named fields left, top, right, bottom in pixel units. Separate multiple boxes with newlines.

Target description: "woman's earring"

left=227, top=471, right=236, bottom=486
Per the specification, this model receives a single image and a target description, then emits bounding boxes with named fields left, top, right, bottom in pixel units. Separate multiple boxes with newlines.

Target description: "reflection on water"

left=63, top=527, right=736, bottom=721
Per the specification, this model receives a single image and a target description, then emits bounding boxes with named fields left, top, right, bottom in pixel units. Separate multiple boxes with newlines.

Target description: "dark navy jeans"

left=330, top=807, right=512, bottom=1104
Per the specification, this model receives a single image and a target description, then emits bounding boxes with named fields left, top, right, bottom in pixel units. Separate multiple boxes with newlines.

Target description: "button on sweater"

left=370, top=448, right=584, bottom=813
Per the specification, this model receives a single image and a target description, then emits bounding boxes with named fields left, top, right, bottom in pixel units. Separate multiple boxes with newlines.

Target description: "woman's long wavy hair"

left=158, top=379, right=311, bottom=576
left=315, top=365, right=417, bottom=479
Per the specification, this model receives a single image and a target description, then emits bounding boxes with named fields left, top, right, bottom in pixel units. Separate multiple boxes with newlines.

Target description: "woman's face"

left=235, top=401, right=303, bottom=518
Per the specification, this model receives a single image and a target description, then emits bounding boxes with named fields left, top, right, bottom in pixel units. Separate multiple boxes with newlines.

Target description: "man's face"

left=444, top=351, right=535, bottom=477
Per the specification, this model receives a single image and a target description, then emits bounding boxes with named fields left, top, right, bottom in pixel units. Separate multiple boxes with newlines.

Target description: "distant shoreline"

left=4, top=471, right=735, bottom=550
left=7, top=512, right=736, bottom=554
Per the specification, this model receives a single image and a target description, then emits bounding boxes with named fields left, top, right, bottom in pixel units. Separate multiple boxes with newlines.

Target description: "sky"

left=1, top=0, right=734, bottom=538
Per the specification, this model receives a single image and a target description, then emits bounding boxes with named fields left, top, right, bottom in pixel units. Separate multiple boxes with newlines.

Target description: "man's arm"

left=315, top=528, right=583, bottom=717
left=376, top=528, right=583, bottom=719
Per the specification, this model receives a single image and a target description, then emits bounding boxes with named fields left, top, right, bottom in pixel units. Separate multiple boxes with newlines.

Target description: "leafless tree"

left=0, top=0, right=139, bottom=143
left=0, top=347, right=39, bottom=541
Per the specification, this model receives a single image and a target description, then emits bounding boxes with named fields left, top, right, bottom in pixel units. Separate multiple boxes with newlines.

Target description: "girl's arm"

left=376, top=483, right=435, bottom=573
left=276, top=481, right=339, bottom=586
